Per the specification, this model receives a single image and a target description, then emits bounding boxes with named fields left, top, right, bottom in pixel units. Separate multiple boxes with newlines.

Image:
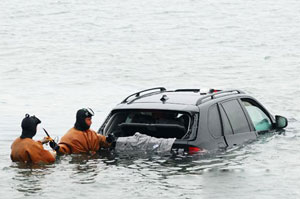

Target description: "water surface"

left=1, top=0, right=300, bottom=198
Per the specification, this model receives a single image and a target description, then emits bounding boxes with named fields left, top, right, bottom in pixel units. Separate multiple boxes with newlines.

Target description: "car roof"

left=113, top=87, right=248, bottom=111
left=130, top=92, right=203, bottom=105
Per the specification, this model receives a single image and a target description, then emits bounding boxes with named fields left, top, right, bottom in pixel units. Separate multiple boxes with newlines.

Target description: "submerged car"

left=98, top=87, right=288, bottom=154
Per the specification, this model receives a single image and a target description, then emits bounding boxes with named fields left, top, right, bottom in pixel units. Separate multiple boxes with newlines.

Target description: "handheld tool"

left=43, top=128, right=53, bottom=141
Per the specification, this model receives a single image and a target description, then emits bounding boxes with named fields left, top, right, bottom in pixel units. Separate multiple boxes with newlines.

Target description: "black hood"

left=74, top=108, right=94, bottom=131
left=20, top=114, right=41, bottom=139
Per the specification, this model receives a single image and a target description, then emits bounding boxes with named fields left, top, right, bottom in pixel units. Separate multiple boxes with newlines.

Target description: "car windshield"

left=102, top=110, right=192, bottom=139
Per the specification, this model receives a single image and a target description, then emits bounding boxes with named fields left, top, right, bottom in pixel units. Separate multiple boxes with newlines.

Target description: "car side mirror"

left=275, top=115, right=288, bottom=129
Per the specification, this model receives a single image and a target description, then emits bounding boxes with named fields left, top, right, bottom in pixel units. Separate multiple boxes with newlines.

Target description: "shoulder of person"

left=87, top=129, right=98, bottom=134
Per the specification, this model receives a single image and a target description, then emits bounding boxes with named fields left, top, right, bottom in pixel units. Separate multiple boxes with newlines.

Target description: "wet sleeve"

left=98, top=134, right=111, bottom=148
left=58, top=143, right=72, bottom=154
left=30, top=143, right=56, bottom=164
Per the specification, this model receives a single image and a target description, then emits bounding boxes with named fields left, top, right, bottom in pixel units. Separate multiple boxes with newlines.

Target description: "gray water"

left=1, top=0, right=300, bottom=198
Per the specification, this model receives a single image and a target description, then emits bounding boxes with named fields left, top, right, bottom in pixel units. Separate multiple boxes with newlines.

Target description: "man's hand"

left=49, top=140, right=60, bottom=152
left=40, top=136, right=52, bottom=144
left=106, top=133, right=116, bottom=143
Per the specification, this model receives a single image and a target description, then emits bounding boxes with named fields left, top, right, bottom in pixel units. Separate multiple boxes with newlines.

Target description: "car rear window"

left=102, top=110, right=191, bottom=139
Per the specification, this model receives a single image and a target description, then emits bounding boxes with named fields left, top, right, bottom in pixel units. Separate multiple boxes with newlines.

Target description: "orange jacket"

left=58, top=127, right=110, bottom=154
left=11, top=138, right=55, bottom=164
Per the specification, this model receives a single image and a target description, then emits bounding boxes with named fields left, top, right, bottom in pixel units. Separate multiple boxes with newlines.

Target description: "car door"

left=239, top=98, right=273, bottom=134
left=219, top=99, right=257, bottom=148
left=207, top=104, right=227, bottom=149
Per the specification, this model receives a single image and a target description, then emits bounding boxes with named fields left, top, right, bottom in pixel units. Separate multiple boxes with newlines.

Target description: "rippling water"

left=1, top=0, right=300, bottom=198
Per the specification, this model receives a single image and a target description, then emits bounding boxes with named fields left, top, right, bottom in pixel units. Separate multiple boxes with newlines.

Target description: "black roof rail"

left=174, top=89, right=200, bottom=92
left=196, top=89, right=245, bottom=105
left=174, top=88, right=222, bottom=94
left=121, top=87, right=166, bottom=104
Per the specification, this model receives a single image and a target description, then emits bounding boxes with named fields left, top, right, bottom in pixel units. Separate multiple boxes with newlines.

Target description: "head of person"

left=74, top=108, right=94, bottom=131
left=20, top=114, right=41, bottom=139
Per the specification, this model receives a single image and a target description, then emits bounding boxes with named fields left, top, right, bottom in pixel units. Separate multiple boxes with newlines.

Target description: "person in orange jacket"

left=50, top=108, right=114, bottom=155
left=11, top=114, right=56, bottom=164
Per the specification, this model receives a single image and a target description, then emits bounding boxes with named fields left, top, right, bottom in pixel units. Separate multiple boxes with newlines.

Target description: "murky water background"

left=1, top=0, right=300, bottom=198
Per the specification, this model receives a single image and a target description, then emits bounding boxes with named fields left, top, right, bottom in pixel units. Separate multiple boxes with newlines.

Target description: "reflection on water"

left=2, top=123, right=300, bottom=198
left=10, top=163, right=54, bottom=195
left=1, top=0, right=300, bottom=197
left=68, top=154, right=102, bottom=184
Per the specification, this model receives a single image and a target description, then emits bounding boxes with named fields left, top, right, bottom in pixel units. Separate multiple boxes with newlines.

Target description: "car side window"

left=221, top=99, right=251, bottom=134
left=241, top=99, right=272, bottom=131
left=208, top=104, right=222, bottom=138
left=219, top=106, right=233, bottom=135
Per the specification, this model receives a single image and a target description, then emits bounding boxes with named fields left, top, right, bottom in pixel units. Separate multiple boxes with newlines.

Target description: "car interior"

left=103, top=110, right=191, bottom=139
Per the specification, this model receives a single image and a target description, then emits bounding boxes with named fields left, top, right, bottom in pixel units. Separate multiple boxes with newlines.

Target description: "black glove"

left=106, top=133, right=116, bottom=144
left=49, top=140, right=60, bottom=152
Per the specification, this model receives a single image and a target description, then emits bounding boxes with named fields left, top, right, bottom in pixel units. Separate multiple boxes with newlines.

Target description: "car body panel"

left=98, top=88, right=286, bottom=152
